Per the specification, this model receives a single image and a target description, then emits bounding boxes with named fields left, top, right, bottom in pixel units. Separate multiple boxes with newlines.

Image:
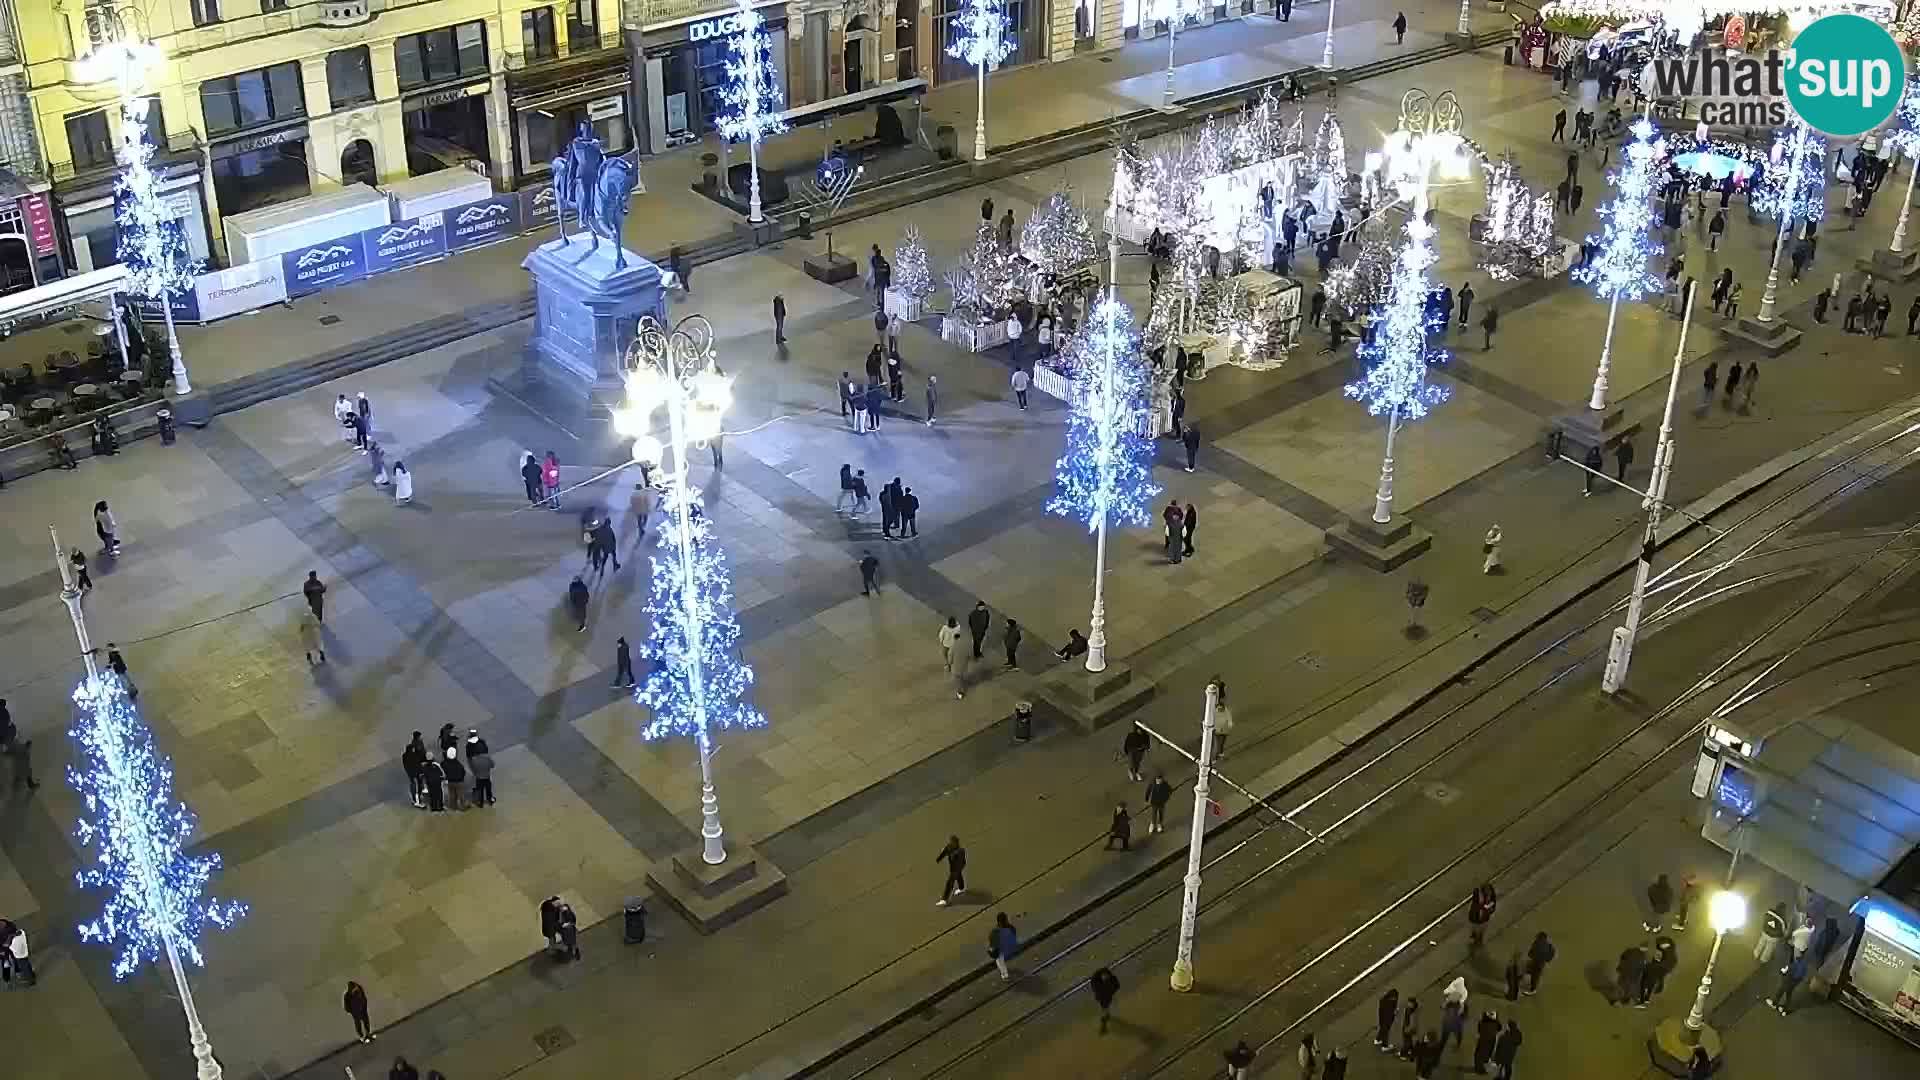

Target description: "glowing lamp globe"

left=75, top=39, right=164, bottom=86
left=1708, top=891, right=1747, bottom=934
left=690, top=370, right=733, bottom=411
left=624, top=367, right=666, bottom=414
left=630, top=434, right=664, bottom=465
left=611, top=405, right=647, bottom=439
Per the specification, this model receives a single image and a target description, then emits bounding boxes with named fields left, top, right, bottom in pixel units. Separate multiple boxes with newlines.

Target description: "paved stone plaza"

left=5, top=6, right=1920, bottom=1079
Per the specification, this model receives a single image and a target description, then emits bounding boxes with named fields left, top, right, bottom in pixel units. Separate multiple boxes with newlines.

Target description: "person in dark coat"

left=388, top=1058, right=420, bottom=1080
left=967, top=601, right=991, bottom=658
left=1687, top=1047, right=1713, bottom=1080
left=614, top=636, right=636, bottom=687
left=899, top=486, right=920, bottom=537
left=1412, top=1032, right=1440, bottom=1078
left=1122, top=724, right=1150, bottom=781
left=1144, top=771, right=1172, bottom=833
left=772, top=294, right=787, bottom=342
left=1393, top=11, right=1407, bottom=42
left=1002, top=618, right=1022, bottom=669
left=521, top=453, right=544, bottom=506
left=1583, top=443, right=1605, bottom=496
left=1182, top=424, right=1201, bottom=472
left=1504, top=950, right=1523, bottom=1000
left=420, top=753, right=445, bottom=812
left=1374, top=988, right=1401, bottom=1049
left=303, top=571, right=327, bottom=621
left=1492, top=1021, right=1522, bottom=1080
left=1104, top=803, right=1132, bottom=850
left=558, top=903, right=580, bottom=959
left=860, top=550, right=881, bottom=595
left=1615, top=438, right=1636, bottom=483
left=1090, top=966, right=1121, bottom=1032
left=1182, top=502, right=1198, bottom=557
left=936, top=835, right=967, bottom=904
left=540, top=896, right=562, bottom=948
left=402, top=732, right=427, bottom=808
left=1321, top=1048, right=1347, bottom=1080
left=344, top=981, right=374, bottom=1043
left=1646, top=873, right=1674, bottom=931
left=568, top=575, right=590, bottom=632
left=1524, top=931, right=1555, bottom=994
left=879, top=479, right=899, bottom=539
left=1399, top=998, right=1421, bottom=1058
left=1467, top=882, right=1497, bottom=948
left=1637, top=936, right=1677, bottom=1007
left=1615, top=943, right=1647, bottom=1005
left=1473, top=1011, right=1501, bottom=1074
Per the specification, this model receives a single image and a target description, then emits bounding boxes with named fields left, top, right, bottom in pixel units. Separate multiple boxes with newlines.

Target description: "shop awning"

left=0, top=264, right=129, bottom=328
left=1702, top=716, right=1920, bottom=908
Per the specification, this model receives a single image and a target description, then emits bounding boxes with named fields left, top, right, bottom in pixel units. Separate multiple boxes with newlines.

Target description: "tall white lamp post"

left=1169, top=681, right=1219, bottom=992
left=949, top=0, right=1015, bottom=162
left=1574, top=118, right=1667, bottom=412
left=1756, top=122, right=1817, bottom=325
left=1320, top=0, right=1339, bottom=68
left=1651, top=889, right=1747, bottom=1069
left=615, top=315, right=766, bottom=865
left=716, top=0, right=789, bottom=225
left=1601, top=283, right=1695, bottom=695
left=1457, top=0, right=1472, bottom=35
left=1882, top=79, right=1920, bottom=255
left=1152, top=0, right=1185, bottom=110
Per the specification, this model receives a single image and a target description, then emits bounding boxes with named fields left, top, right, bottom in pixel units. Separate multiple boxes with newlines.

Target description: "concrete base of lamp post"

left=646, top=843, right=789, bottom=934
left=1325, top=512, right=1432, bottom=572
left=1647, top=1017, right=1725, bottom=1076
left=803, top=251, right=859, bottom=285
left=731, top=219, right=784, bottom=246
left=169, top=389, right=214, bottom=428
left=1724, top=314, right=1804, bottom=357
left=1553, top=404, right=1640, bottom=459
left=1860, top=246, right=1920, bottom=283
left=1035, top=661, right=1155, bottom=733
left=1445, top=30, right=1479, bottom=47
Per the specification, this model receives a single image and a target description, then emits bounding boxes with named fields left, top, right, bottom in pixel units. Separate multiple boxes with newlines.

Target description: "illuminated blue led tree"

left=1572, top=117, right=1665, bottom=411
left=1345, top=212, right=1451, bottom=524
left=1753, top=120, right=1826, bottom=324
left=113, top=77, right=199, bottom=393
left=615, top=315, right=765, bottom=866
left=1048, top=296, right=1162, bottom=673
left=58, top=524, right=244, bottom=1080
left=948, top=0, right=1015, bottom=162
left=1882, top=78, right=1920, bottom=255
left=716, top=0, right=788, bottom=224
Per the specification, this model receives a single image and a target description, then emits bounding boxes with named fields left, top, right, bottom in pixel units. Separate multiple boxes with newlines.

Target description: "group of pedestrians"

left=1695, top=359, right=1759, bottom=413
left=933, top=602, right=1021, bottom=698
left=1161, top=499, right=1199, bottom=563
left=399, top=725, right=496, bottom=812
left=0, top=698, right=38, bottom=792
left=0, top=918, right=33, bottom=987
left=335, top=392, right=414, bottom=504
left=342, top=981, right=452, bottom=1079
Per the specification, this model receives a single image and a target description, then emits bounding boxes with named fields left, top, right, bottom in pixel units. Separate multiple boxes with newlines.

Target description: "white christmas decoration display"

left=714, top=0, right=788, bottom=223
left=116, top=97, right=200, bottom=392
left=948, top=0, right=1016, bottom=161
left=946, top=220, right=1023, bottom=321
left=1479, top=157, right=1557, bottom=281
left=893, top=224, right=935, bottom=299
left=1572, top=117, right=1666, bottom=411
left=1021, top=192, right=1100, bottom=279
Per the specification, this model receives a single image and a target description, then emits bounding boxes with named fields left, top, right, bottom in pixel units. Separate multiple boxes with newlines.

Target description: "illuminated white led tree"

left=1348, top=90, right=1469, bottom=525
left=52, top=525, right=245, bottom=1080
left=614, top=316, right=766, bottom=866
left=1882, top=79, right=1920, bottom=255
left=948, top=0, right=1016, bottom=162
left=1752, top=120, right=1825, bottom=324
left=1309, top=113, right=1349, bottom=187
left=1571, top=118, right=1666, bottom=411
left=79, top=18, right=195, bottom=395
left=716, top=0, right=789, bottom=224
left=893, top=224, right=935, bottom=301
left=1480, top=157, right=1556, bottom=281
left=1048, top=296, right=1161, bottom=673
left=1021, top=192, right=1099, bottom=281
left=1149, top=0, right=1189, bottom=109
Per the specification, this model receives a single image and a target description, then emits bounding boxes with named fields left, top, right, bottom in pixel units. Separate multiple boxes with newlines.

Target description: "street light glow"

left=1709, top=891, right=1748, bottom=934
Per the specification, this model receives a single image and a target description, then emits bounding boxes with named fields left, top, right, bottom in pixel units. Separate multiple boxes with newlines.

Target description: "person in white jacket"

left=1440, top=975, right=1470, bottom=1049
left=392, top=462, right=413, bottom=505
left=5, top=923, right=32, bottom=986
left=938, top=617, right=961, bottom=673
left=333, top=394, right=354, bottom=441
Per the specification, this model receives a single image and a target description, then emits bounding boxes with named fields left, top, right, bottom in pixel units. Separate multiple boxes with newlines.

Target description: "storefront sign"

left=17, top=193, right=55, bottom=256
left=644, top=0, right=739, bottom=28
left=215, top=125, right=308, bottom=158
left=689, top=11, right=750, bottom=41
left=361, top=212, right=448, bottom=274
left=521, top=182, right=560, bottom=228
left=130, top=288, right=202, bottom=324
left=282, top=237, right=368, bottom=296
left=447, top=195, right=522, bottom=252
left=587, top=95, right=626, bottom=121
left=194, top=258, right=288, bottom=321
left=405, top=83, right=487, bottom=111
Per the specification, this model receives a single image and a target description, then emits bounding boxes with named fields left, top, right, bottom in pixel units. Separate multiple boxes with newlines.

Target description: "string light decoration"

left=715, top=0, right=788, bottom=223
left=1345, top=215, right=1450, bottom=428
left=1326, top=234, right=1397, bottom=316
left=116, top=97, right=200, bottom=392
left=1752, top=121, right=1827, bottom=228
left=1049, top=295, right=1161, bottom=672
left=1021, top=192, right=1100, bottom=279
left=1573, top=118, right=1666, bottom=304
left=945, top=219, right=1024, bottom=322
left=1480, top=157, right=1557, bottom=281
left=948, top=0, right=1015, bottom=161
left=1310, top=112, right=1348, bottom=185
left=893, top=224, right=935, bottom=299
left=68, top=675, right=247, bottom=981
left=1283, top=109, right=1307, bottom=157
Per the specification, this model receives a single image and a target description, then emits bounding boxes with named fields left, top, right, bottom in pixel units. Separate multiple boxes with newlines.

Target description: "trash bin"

left=798, top=211, right=813, bottom=239
left=623, top=897, right=648, bottom=944
left=1504, top=45, right=1514, bottom=66
left=1012, top=701, right=1034, bottom=742
left=935, top=124, right=959, bottom=160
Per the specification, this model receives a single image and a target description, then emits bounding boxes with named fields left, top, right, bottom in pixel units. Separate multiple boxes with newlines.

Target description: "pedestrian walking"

left=1699, top=361, right=1718, bottom=410
left=1105, top=803, right=1132, bottom=851
left=67, top=546, right=92, bottom=592
left=1769, top=947, right=1811, bottom=1015
left=94, top=500, right=121, bottom=555
left=1297, top=1033, right=1318, bottom=1079
left=567, top=575, right=589, bottom=632
left=542, top=451, right=562, bottom=510
left=1482, top=525, right=1503, bottom=575
left=852, top=469, right=871, bottom=513
left=1708, top=209, right=1725, bottom=250
left=1582, top=443, right=1604, bottom=496
left=1491, top=1021, right=1522, bottom=1080
left=420, top=753, right=445, bottom=812
left=1310, top=286, right=1326, bottom=327
left=1182, top=502, right=1198, bottom=557
left=1123, top=723, right=1149, bottom=780
left=1480, top=306, right=1499, bottom=350
left=1209, top=676, right=1233, bottom=757
left=1225, top=1040, right=1256, bottom=1080
left=1182, top=424, right=1200, bottom=472
left=925, top=374, right=939, bottom=425
left=1392, top=10, right=1406, bottom=42
left=469, top=745, right=495, bottom=806
left=612, top=636, right=637, bottom=687
left=1002, top=618, right=1022, bottom=668
left=1636, top=936, right=1676, bottom=1008
left=345, top=981, right=374, bottom=1043
left=772, top=294, right=786, bottom=342
left=1504, top=951, right=1522, bottom=1000
left=1458, top=282, right=1475, bottom=327
left=3, top=924, right=32, bottom=986
left=1374, top=988, right=1401, bottom=1050
left=938, top=616, right=961, bottom=673
left=1170, top=389, right=1187, bottom=438
left=1569, top=183, right=1584, bottom=214
left=899, top=486, right=920, bottom=537
left=865, top=379, right=886, bottom=430
left=442, top=748, right=467, bottom=810
left=988, top=912, right=1018, bottom=979
left=402, top=733, right=427, bottom=808
left=998, top=209, right=1015, bottom=252
left=1645, top=873, right=1674, bottom=931
left=1724, top=361, right=1744, bottom=406
left=1615, top=942, right=1646, bottom=1005
left=99, top=642, right=137, bottom=698
left=297, top=569, right=329, bottom=622
left=968, top=601, right=990, bottom=658
left=1441, top=976, right=1469, bottom=1048
left=1551, top=109, right=1567, bottom=142
left=521, top=453, right=544, bottom=506
left=335, top=394, right=355, bottom=441
left=1011, top=367, right=1030, bottom=410
left=1144, top=770, right=1173, bottom=833
left=1524, top=931, right=1554, bottom=994
left=1725, top=283, right=1742, bottom=321
left=860, top=550, right=881, bottom=595
left=369, top=440, right=388, bottom=486
left=1672, top=873, right=1700, bottom=929
left=935, top=835, right=967, bottom=905
left=1163, top=500, right=1184, bottom=562
left=1468, top=882, right=1498, bottom=948
left=1090, top=966, right=1121, bottom=1033
left=301, top=613, right=327, bottom=665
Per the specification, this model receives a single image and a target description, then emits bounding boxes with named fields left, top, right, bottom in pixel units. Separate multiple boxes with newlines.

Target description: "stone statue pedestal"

left=510, top=233, right=665, bottom=416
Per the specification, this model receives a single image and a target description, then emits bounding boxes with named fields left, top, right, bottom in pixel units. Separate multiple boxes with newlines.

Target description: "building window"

left=395, top=21, right=490, bottom=91
left=191, top=0, right=223, bottom=26
left=66, top=109, right=114, bottom=170
left=261, top=0, right=290, bottom=10
left=200, top=61, right=307, bottom=137
left=568, top=0, right=599, bottom=44
left=327, top=47, right=375, bottom=109
left=140, top=97, right=167, bottom=147
left=522, top=8, right=557, bottom=60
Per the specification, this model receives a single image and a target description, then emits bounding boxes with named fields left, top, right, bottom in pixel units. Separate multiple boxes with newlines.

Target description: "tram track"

left=791, top=413, right=1920, bottom=1080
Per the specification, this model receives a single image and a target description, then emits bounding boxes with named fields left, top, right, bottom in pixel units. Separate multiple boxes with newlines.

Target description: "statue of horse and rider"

left=550, top=122, right=640, bottom=269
